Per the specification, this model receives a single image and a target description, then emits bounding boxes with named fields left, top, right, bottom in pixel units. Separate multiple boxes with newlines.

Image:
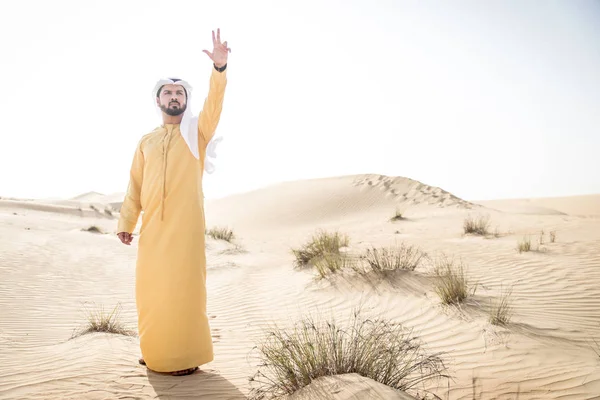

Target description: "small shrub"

left=550, top=230, right=556, bottom=243
left=489, top=286, right=513, bottom=326
left=71, top=303, right=136, bottom=339
left=363, top=243, right=427, bottom=273
left=313, top=253, right=355, bottom=279
left=291, top=229, right=349, bottom=268
left=207, top=226, right=235, bottom=242
left=390, top=207, right=406, bottom=221
left=463, top=214, right=490, bottom=236
left=517, top=236, right=532, bottom=253
left=433, top=255, right=475, bottom=305
left=248, top=309, right=447, bottom=399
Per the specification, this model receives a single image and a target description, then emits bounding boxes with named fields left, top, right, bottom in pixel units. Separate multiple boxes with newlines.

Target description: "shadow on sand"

left=147, top=369, right=247, bottom=399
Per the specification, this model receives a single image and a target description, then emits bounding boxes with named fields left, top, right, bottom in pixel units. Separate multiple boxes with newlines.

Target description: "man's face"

left=157, top=84, right=187, bottom=116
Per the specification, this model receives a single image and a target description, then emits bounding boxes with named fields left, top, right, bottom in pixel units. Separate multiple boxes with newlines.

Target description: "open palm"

left=203, top=28, right=231, bottom=68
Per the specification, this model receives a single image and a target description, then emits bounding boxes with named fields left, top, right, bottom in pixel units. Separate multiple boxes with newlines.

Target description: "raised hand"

left=117, top=232, right=133, bottom=245
left=203, top=28, right=231, bottom=68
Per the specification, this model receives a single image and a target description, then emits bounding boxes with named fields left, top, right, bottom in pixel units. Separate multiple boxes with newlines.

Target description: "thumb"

left=203, top=50, right=213, bottom=59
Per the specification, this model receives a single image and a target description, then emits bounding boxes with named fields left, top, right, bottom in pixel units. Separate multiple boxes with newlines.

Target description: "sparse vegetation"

left=248, top=309, right=447, bottom=399
left=313, top=253, right=355, bottom=279
left=550, top=230, right=556, bottom=243
left=433, top=255, right=475, bottom=305
left=390, top=207, right=406, bottom=221
left=463, top=214, right=490, bottom=236
left=517, top=236, right=532, bottom=253
left=489, top=286, right=513, bottom=326
left=517, top=233, right=550, bottom=253
left=206, top=226, right=235, bottom=242
left=71, top=303, right=136, bottom=339
left=362, top=243, right=427, bottom=274
left=291, top=229, right=349, bottom=268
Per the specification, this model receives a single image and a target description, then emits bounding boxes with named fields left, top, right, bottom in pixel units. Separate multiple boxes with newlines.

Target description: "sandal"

left=139, top=358, right=198, bottom=376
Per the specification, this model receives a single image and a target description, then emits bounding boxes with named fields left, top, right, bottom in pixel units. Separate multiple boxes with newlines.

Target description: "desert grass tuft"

left=389, top=207, right=406, bottom=221
left=362, top=243, right=427, bottom=274
left=206, top=226, right=235, bottom=242
left=248, top=309, right=447, bottom=399
left=550, top=230, right=557, bottom=243
left=312, top=253, right=356, bottom=279
left=291, top=229, right=349, bottom=268
left=463, top=214, right=490, bottom=236
left=517, top=236, right=532, bottom=253
left=539, top=230, right=546, bottom=245
left=489, top=286, right=513, bottom=326
left=433, top=255, right=475, bottom=305
left=71, top=302, right=136, bottom=339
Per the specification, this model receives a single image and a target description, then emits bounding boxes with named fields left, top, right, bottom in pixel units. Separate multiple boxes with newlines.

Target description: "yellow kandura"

left=117, top=28, right=229, bottom=375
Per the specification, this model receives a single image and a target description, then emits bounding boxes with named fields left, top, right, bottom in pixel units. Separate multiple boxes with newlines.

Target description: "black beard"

left=160, top=102, right=187, bottom=116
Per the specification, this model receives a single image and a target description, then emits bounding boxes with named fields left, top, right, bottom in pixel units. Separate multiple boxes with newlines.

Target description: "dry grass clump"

left=517, top=231, right=551, bottom=253
left=433, top=255, right=476, bottom=305
left=248, top=309, right=447, bottom=399
left=71, top=303, right=136, bottom=339
left=463, top=214, right=490, bottom=236
left=291, top=229, right=350, bottom=268
left=389, top=207, right=406, bottom=221
left=517, top=236, right=532, bottom=253
left=312, top=253, right=356, bottom=279
left=206, top=226, right=235, bottom=242
left=362, top=243, right=427, bottom=274
left=489, top=286, right=513, bottom=326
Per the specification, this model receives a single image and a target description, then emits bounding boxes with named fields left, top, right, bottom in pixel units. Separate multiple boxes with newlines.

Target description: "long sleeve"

left=117, top=139, right=144, bottom=233
left=197, top=67, right=227, bottom=149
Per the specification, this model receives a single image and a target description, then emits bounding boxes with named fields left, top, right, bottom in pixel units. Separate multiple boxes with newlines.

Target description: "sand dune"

left=1, top=174, right=600, bottom=399
left=477, top=194, right=600, bottom=217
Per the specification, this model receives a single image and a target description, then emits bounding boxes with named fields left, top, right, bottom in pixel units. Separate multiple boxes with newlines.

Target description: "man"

left=116, top=28, right=230, bottom=376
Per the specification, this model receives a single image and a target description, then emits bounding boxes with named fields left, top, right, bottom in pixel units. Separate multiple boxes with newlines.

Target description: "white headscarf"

left=152, top=78, right=222, bottom=174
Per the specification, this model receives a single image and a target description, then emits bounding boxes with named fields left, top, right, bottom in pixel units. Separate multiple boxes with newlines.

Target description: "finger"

left=212, top=30, right=216, bottom=45
left=203, top=50, right=213, bottom=59
left=217, top=28, right=221, bottom=43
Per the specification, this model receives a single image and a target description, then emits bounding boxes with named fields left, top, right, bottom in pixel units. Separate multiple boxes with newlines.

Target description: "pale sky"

left=1, top=0, right=599, bottom=202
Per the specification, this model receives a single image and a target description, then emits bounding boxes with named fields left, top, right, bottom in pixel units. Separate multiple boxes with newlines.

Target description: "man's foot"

left=139, top=358, right=198, bottom=376
left=170, top=367, right=199, bottom=376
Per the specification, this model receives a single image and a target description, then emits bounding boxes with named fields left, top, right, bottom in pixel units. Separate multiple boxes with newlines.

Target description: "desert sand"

left=1, top=174, right=599, bottom=399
